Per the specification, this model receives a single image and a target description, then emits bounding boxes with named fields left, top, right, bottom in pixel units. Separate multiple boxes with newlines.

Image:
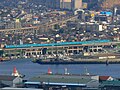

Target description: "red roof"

left=99, top=76, right=110, bottom=81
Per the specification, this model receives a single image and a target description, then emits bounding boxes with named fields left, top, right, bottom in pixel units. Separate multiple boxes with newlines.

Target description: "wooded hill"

left=101, top=0, right=120, bottom=9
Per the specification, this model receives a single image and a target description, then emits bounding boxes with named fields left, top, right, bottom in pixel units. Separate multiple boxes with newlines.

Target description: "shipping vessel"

left=32, top=55, right=113, bottom=65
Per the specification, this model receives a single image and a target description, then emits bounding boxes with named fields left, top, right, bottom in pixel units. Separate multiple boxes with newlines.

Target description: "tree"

left=54, top=24, right=60, bottom=30
left=101, top=0, right=120, bottom=9
left=0, top=50, right=4, bottom=56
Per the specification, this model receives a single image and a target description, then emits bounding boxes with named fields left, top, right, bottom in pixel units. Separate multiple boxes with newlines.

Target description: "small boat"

left=106, top=60, right=109, bottom=66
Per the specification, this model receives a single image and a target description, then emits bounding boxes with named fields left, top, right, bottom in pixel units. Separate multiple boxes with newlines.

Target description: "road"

left=0, top=15, right=78, bottom=33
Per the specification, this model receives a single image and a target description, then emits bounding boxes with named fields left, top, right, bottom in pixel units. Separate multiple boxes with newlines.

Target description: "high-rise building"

left=60, top=0, right=82, bottom=10
left=72, top=0, right=82, bottom=10
left=56, top=0, right=61, bottom=9
left=45, top=0, right=56, bottom=9
left=60, top=0, right=72, bottom=10
left=45, top=0, right=82, bottom=10
left=45, top=0, right=61, bottom=9
left=74, top=0, right=82, bottom=9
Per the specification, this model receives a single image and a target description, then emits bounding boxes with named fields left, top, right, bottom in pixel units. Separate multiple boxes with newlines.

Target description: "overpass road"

left=0, top=15, right=78, bottom=34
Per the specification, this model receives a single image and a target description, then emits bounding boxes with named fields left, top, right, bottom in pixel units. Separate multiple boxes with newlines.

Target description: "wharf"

left=34, top=58, right=120, bottom=64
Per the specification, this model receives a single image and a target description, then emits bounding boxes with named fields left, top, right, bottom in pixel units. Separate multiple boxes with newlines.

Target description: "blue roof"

left=42, top=82, right=86, bottom=86
left=5, top=39, right=110, bottom=49
left=24, top=81, right=86, bottom=86
left=100, top=11, right=112, bottom=16
left=24, top=82, right=41, bottom=85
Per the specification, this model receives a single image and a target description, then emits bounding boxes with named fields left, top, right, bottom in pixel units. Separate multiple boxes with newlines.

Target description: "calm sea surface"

left=0, top=58, right=120, bottom=79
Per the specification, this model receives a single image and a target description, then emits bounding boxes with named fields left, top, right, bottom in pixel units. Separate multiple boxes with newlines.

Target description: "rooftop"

left=5, top=39, right=110, bottom=49
left=29, top=74, right=97, bottom=84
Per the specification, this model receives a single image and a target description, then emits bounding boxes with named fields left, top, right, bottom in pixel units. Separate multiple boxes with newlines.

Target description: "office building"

left=60, top=0, right=72, bottom=10
left=72, top=0, right=82, bottom=10
left=45, top=0, right=82, bottom=10
left=45, top=0, right=60, bottom=9
left=45, top=0, right=55, bottom=8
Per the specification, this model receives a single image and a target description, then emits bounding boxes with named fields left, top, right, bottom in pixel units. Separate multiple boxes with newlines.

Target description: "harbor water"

left=0, top=58, right=120, bottom=79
